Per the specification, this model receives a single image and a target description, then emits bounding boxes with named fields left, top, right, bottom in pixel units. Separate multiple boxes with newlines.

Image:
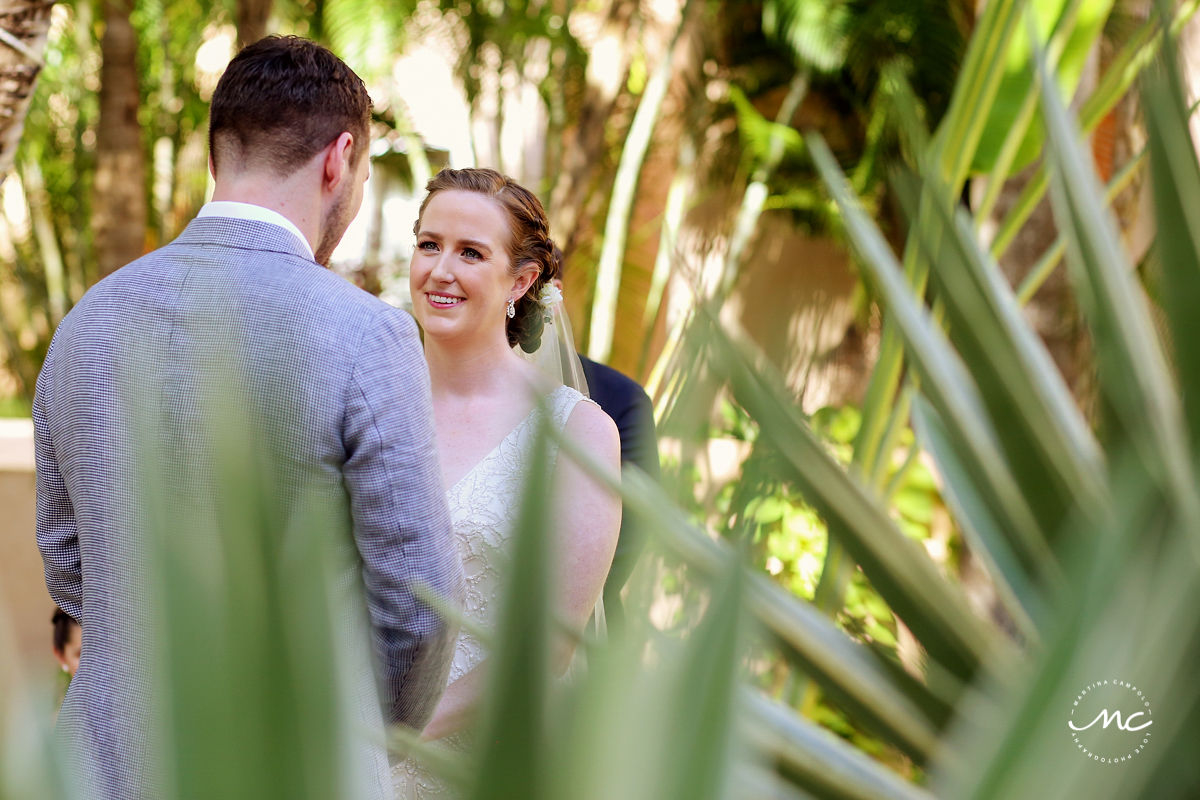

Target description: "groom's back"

left=45, top=219, right=387, bottom=530
left=35, top=219, right=454, bottom=800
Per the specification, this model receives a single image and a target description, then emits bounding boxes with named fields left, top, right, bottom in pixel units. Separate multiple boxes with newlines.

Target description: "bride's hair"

left=415, top=168, right=562, bottom=353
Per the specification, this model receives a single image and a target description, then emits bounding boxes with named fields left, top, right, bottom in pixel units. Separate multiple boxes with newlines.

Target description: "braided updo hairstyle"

left=414, top=168, right=562, bottom=353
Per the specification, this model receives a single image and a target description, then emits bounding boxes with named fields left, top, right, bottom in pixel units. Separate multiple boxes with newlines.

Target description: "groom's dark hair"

left=209, top=36, right=373, bottom=175
left=51, top=606, right=77, bottom=653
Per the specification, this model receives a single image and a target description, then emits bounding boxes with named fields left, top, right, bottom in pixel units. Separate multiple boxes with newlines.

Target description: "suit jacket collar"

left=174, top=217, right=318, bottom=264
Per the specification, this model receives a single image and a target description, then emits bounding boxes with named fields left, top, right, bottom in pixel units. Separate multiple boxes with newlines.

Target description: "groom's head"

left=209, top=37, right=373, bottom=263
left=209, top=36, right=372, bottom=176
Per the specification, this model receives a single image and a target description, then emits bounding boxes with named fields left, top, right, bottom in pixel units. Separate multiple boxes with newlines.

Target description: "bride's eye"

left=417, top=240, right=438, bottom=252
left=462, top=247, right=482, bottom=260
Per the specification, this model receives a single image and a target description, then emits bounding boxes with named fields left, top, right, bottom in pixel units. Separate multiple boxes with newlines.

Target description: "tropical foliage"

left=4, top=0, right=1200, bottom=798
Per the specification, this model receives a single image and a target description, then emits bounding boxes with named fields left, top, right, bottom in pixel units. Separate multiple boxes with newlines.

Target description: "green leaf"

left=911, top=398, right=1041, bottom=641
left=970, top=0, right=1115, bottom=175
left=1036, top=30, right=1200, bottom=529
left=1144, top=39, right=1200, bottom=460
left=595, top=463, right=948, bottom=763
left=934, top=451, right=1200, bottom=799
left=930, top=0, right=1027, bottom=188
left=137, top=372, right=345, bottom=799
left=730, top=85, right=807, bottom=170
left=742, top=691, right=938, bottom=800
left=763, top=0, right=852, bottom=73
left=467, top=416, right=557, bottom=800
left=699, top=313, right=1004, bottom=683
left=811, top=135, right=1059, bottom=585
left=851, top=0, right=1028, bottom=522
left=654, top=560, right=746, bottom=800
left=989, top=0, right=1200, bottom=262
left=895, top=169, right=1108, bottom=548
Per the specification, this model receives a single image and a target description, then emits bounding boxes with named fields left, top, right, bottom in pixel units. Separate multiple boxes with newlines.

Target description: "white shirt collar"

left=197, top=201, right=315, bottom=260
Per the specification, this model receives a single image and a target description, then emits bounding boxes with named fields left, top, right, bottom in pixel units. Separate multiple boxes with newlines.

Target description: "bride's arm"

left=420, top=665, right=487, bottom=741
left=420, top=401, right=622, bottom=740
left=547, top=401, right=622, bottom=672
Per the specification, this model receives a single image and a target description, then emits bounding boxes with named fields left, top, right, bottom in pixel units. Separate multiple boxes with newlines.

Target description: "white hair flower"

left=539, top=284, right=563, bottom=307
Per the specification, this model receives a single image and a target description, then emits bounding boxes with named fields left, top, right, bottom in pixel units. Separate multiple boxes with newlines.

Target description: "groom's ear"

left=322, top=132, right=356, bottom=190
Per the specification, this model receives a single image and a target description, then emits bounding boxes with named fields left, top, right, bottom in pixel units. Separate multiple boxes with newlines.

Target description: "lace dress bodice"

left=391, top=385, right=589, bottom=798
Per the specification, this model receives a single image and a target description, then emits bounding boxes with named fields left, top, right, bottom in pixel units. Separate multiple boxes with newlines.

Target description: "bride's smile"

left=426, top=292, right=463, bottom=307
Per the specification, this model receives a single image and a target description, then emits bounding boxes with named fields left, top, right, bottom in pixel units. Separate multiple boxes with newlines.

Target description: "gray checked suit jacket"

left=34, top=217, right=463, bottom=799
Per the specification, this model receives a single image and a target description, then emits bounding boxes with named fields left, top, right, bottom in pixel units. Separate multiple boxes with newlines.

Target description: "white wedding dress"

left=391, top=384, right=590, bottom=799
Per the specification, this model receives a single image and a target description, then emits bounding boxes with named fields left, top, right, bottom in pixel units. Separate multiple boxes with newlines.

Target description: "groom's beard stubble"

left=314, top=183, right=356, bottom=267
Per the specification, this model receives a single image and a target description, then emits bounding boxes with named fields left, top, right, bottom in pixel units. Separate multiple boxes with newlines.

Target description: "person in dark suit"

left=550, top=250, right=660, bottom=627
left=578, top=354, right=660, bottom=626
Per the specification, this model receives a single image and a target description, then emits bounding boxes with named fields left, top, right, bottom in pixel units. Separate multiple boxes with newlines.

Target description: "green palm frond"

left=763, top=0, right=852, bottom=74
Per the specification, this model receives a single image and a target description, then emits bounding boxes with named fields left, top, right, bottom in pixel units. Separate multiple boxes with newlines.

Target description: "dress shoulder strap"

left=545, top=384, right=591, bottom=431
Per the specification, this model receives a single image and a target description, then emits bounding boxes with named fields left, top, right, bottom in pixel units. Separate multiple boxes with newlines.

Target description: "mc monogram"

left=1068, top=708, right=1153, bottom=733
left=1067, top=680, right=1153, bottom=764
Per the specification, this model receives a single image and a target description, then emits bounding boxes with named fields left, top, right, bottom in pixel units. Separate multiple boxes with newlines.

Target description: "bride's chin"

left=423, top=326, right=512, bottom=354
left=420, top=323, right=465, bottom=347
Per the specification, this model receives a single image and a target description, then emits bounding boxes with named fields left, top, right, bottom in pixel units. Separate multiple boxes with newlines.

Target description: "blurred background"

left=4, top=0, right=1200, bottom=797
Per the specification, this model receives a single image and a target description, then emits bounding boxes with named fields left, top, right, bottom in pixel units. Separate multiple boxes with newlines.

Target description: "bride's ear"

left=511, top=262, right=541, bottom=298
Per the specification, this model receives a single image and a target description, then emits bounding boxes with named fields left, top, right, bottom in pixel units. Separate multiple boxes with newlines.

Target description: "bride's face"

left=410, top=190, right=535, bottom=347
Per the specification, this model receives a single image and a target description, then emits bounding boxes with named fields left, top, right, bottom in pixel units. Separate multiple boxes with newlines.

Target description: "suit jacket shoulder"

left=578, top=355, right=659, bottom=479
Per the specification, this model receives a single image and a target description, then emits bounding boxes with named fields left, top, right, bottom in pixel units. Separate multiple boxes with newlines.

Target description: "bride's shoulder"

left=556, top=388, right=619, bottom=460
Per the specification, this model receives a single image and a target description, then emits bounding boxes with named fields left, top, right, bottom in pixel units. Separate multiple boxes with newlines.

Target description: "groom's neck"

left=210, top=171, right=321, bottom=254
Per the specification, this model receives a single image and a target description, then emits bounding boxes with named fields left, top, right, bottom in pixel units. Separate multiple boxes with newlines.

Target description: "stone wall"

left=0, top=419, right=56, bottom=689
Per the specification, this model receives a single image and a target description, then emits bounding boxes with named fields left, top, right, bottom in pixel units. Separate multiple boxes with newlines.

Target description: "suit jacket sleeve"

left=343, top=308, right=463, bottom=729
left=618, top=385, right=660, bottom=481
left=34, top=340, right=84, bottom=622
left=606, top=382, right=660, bottom=594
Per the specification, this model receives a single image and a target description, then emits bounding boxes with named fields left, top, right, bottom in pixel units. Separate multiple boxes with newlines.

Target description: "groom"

left=34, top=36, right=461, bottom=799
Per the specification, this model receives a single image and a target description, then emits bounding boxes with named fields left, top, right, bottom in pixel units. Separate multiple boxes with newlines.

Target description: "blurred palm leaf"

left=615, top=464, right=949, bottom=763
left=701, top=313, right=1004, bottom=683
left=553, top=438, right=953, bottom=797
left=763, top=0, right=852, bottom=74
left=320, top=0, right=418, bottom=76
left=12, top=5, right=1200, bottom=800
left=1144, top=23, right=1200, bottom=456
left=987, top=0, right=1200, bottom=261
left=1034, top=29, right=1199, bottom=525
left=809, top=11, right=1200, bottom=798
left=969, top=0, right=1116, bottom=176
left=465, top=415, right=556, bottom=800
left=0, top=610, right=77, bottom=799
left=139, top=381, right=346, bottom=799
left=729, top=84, right=807, bottom=171
left=900, top=171, right=1109, bottom=543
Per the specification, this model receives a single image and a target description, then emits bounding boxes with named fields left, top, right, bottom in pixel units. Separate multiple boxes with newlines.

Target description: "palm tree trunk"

left=0, top=0, right=55, bottom=183
left=586, top=0, right=693, bottom=363
left=236, top=0, right=272, bottom=49
left=546, top=0, right=638, bottom=261
left=92, top=0, right=145, bottom=277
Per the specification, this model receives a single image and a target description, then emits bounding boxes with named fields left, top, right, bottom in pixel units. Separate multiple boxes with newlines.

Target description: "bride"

left=392, top=168, right=622, bottom=797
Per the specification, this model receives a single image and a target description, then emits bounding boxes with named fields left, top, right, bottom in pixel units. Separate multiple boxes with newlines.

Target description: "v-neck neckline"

left=445, top=403, right=542, bottom=495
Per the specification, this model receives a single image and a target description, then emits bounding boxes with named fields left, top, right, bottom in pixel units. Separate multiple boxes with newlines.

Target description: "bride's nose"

left=429, top=252, right=453, bottom=283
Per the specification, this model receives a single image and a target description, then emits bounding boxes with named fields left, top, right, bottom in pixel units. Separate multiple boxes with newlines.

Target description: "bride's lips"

left=426, top=291, right=464, bottom=309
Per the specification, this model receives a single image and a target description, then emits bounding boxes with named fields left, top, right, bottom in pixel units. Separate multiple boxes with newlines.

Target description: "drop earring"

left=506, top=297, right=516, bottom=318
